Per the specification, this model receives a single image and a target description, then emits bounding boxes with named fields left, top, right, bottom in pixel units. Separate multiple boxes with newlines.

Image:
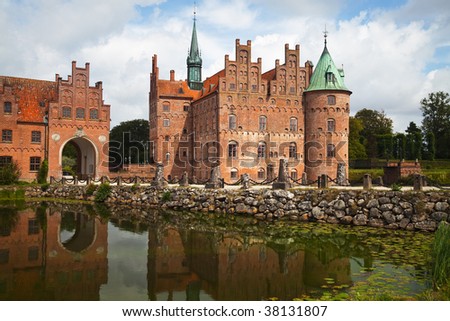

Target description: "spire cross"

left=323, top=25, right=328, bottom=47
left=193, top=1, right=197, bottom=22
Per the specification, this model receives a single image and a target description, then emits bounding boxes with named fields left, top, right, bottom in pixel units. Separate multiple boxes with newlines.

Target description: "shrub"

left=37, top=159, right=48, bottom=184
left=161, top=191, right=171, bottom=203
left=85, top=183, right=97, bottom=196
left=40, top=183, right=50, bottom=192
left=95, top=183, right=112, bottom=202
left=0, top=161, right=21, bottom=185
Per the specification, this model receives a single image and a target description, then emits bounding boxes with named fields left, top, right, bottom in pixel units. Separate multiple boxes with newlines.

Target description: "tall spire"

left=187, top=3, right=202, bottom=90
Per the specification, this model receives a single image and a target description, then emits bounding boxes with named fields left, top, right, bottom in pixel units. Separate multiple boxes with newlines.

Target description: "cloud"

left=1, top=0, right=449, bottom=133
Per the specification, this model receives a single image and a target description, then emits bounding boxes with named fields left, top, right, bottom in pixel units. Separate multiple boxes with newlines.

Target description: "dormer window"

left=326, top=72, right=335, bottom=83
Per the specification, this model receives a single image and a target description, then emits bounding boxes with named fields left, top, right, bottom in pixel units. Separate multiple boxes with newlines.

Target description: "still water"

left=0, top=202, right=434, bottom=301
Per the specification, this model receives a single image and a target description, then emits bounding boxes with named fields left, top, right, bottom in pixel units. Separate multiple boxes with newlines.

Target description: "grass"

left=431, top=222, right=450, bottom=291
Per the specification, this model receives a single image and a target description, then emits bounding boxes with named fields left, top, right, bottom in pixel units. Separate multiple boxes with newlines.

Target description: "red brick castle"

left=149, top=20, right=351, bottom=183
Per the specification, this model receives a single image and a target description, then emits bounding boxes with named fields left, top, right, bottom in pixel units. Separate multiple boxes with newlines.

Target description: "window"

left=257, top=168, right=265, bottom=180
left=291, top=169, right=298, bottom=180
left=289, top=117, right=297, bottom=132
left=3, top=102, right=12, bottom=114
left=327, top=95, right=336, bottom=105
left=62, top=106, right=72, bottom=118
left=230, top=168, right=238, bottom=179
left=2, top=130, right=12, bottom=142
left=30, top=156, right=41, bottom=171
left=327, top=119, right=335, bottom=132
left=252, top=84, right=258, bottom=92
left=257, top=142, right=266, bottom=158
left=229, top=83, right=236, bottom=90
left=163, top=103, right=170, bottom=112
left=89, top=109, right=98, bottom=119
left=0, top=156, right=12, bottom=168
left=163, top=119, right=170, bottom=127
left=183, top=105, right=189, bottom=112
left=31, top=131, right=41, bottom=143
left=290, top=87, right=295, bottom=93
left=229, top=114, right=236, bottom=130
left=28, top=219, right=39, bottom=235
left=165, top=153, right=170, bottom=161
left=76, top=108, right=85, bottom=119
left=289, top=142, right=297, bottom=159
left=259, top=116, right=267, bottom=131
left=228, top=141, right=238, bottom=158
left=327, top=144, right=336, bottom=157
left=0, top=249, right=9, bottom=264
left=28, top=246, right=39, bottom=261
left=326, top=72, right=335, bottom=83
left=164, top=135, right=170, bottom=141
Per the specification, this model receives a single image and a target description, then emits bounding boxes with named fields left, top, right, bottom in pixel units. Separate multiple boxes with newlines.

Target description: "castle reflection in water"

left=0, top=204, right=353, bottom=301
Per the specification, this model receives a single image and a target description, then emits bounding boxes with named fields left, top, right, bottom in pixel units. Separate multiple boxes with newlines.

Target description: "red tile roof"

left=1, top=76, right=57, bottom=122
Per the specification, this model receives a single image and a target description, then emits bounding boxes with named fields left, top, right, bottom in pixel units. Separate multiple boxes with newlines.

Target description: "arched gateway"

left=61, top=137, right=97, bottom=179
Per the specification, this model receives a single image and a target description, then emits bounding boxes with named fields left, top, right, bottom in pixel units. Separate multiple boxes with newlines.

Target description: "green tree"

left=109, top=119, right=150, bottom=170
left=424, top=132, right=436, bottom=161
left=348, top=117, right=367, bottom=159
left=405, top=122, right=422, bottom=160
left=421, top=91, right=450, bottom=159
left=354, top=108, right=393, bottom=158
left=393, top=133, right=406, bottom=160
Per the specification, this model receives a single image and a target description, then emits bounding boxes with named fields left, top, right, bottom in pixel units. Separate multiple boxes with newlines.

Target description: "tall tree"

left=420, top=91, right=450, bottom=159
left=405, top=121, right=422, bottom=160
left=348, top=117, right=367, bottom=159
left=354, top=108, right=393, bottom=158
left=109, top=119, right=150, bottom=170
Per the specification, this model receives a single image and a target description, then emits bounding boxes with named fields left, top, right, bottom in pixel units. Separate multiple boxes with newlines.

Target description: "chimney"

left=170, top=70, right=175, bottom=81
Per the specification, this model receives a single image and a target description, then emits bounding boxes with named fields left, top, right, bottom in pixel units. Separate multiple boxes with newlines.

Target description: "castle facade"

left=149, top=21, right=351, bottom=183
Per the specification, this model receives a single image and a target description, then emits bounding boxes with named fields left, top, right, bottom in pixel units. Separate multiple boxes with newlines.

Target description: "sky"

left=1, top=0, right=449, bottom=132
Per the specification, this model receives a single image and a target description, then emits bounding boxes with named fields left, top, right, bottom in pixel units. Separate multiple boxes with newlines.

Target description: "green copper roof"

left=187, top=19, right=202, bottom=65
left=305, top=45, right=350, bottom=92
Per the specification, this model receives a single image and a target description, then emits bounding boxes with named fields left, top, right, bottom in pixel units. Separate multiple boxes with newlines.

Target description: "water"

left=0, top=202, right=434, bottom=300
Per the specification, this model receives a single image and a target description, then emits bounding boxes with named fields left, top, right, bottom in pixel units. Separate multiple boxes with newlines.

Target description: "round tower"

left=304, top=36, right=351, bottom=183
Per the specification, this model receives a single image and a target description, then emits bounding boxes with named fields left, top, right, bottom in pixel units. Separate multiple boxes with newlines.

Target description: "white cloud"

left=1, top=0, right=449, bottom=132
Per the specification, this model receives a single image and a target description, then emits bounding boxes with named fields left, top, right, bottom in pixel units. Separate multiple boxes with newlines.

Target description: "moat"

left=0, top=201, right=436, bottom=301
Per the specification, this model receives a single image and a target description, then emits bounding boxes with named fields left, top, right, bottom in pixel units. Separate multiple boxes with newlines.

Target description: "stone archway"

left=61, top=137, right=97, bottom=179
left=60, top=212, right=96, bottom=253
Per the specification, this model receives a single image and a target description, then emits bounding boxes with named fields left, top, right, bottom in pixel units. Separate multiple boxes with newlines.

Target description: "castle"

left=0, top=62, right=110, bottom=181
left=149, top=19, right=351, bottom=183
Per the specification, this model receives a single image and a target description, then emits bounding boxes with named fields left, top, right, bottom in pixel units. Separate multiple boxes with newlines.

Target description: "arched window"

left=230, top=168, right=238, bottom=180
left=89, top=109, right=98, bottom=119
left=76, top=108, right=85, bottom=119
left=289, top=142, right=297, bottom=159
left=259, top=116, right=267, bottom=131
left=327, top=95, right=336, bottom=105
left=165, top=153, right=170, bottom=161
left=291, top=169, right=298, bottom=180
left=327, top=119, right=335, bottom=132
left=228, top=141, right=238, bottom=158
left=3, top=102, right=12, bottom=114
left=289, top=117, right=297, bottom=132
left=164, top=135, right=170, bottom=141
left=327, top=144, right=335, bottom=157
left=257, top=142, right=266, bottom=158
left=162, top=102, right=170, bottom=112
left=229, top=114, right=237, bottom=130
left=62, top=106, right=72, bottom=118
left=257, top=168, right=265, bottom=180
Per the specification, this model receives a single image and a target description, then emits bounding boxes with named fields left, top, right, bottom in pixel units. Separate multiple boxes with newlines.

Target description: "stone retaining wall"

left=21, top=185, right=450, bottom=231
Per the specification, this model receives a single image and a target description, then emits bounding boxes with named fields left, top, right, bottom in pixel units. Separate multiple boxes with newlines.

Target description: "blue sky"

left=1, top=0, right=449, bottom=132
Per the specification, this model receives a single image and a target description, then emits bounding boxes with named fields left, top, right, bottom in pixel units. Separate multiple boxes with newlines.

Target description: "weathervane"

left=323, top=25, right=328, bottom=47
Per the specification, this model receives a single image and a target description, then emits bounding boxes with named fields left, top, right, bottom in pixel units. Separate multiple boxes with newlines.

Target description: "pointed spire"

left=187, top=3, right=203, bottom=90
left=323, top=25, right=328, bottom=48
left=304, top=32, right=351, bottom=93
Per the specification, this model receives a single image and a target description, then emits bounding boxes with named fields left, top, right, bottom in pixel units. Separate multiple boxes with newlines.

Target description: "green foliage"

left=348, top=117, right=367, bottom=159
left=423, top=132, right=436, bottom=161
left=85, top=183, right=97, bottom=196
left=348, top=169, right=383, bottom=185
left=421, top=91, right=450, bottom=159
left=62, top=143, right=78, bottom=175
left=94, top=183, right=112, bottom=202
left=37, top=159, right=48, bottom=184
left=0, top=161, right=21, bottom=185
left=109, top=119, right=150, bottom=170
left=40, top=183, right=50, bottom=191
left=0, top=188, right=25, bottom=200
left=161, top=191, right=171, bottom=202
left=431, top=222, right=450, bottom=291
left=354, top=108, right=393, bottom=158
left=390, top=183, right=402, bottom=191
